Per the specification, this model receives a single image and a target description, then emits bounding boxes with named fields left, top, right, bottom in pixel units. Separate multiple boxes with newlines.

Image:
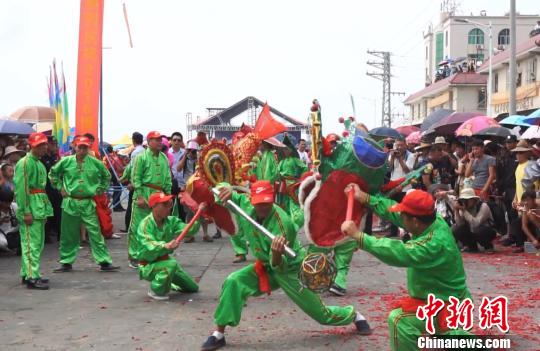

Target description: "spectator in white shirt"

left=130, top=132, right=145, bottom=163
left=297, top=139, right=311, bottom=168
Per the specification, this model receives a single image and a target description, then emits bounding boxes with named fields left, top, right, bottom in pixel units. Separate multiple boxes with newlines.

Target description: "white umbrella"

left=10, top=106, right=56, bottom=123
left=520, top=125, right=540, bottom=140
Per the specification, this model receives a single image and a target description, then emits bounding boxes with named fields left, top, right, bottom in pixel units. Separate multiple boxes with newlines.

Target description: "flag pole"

left=99, top=54, right=103, bottom=152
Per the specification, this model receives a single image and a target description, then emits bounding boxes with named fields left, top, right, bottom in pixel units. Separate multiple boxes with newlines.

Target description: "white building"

left=478, top=33, right=540, bottom=116
left=402, top=10, right=539, bottom=126
left=424, top=11, right=539, bottom=85
left=404, top=73, right=487, bottom=126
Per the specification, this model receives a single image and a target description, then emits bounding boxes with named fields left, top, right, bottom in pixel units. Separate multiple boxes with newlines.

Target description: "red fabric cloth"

left=94, top=194, right=113, bottom=238
left=307, top=170, right=367, bottom=247
left=254, top=259, right=271, bottom=295
left=380, top=177, right=405, bottom=193
left=394, top=296, right=450, bottom=332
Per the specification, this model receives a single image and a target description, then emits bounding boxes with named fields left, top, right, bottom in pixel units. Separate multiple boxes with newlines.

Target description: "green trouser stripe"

left=19, top=219, right=45, bottom=279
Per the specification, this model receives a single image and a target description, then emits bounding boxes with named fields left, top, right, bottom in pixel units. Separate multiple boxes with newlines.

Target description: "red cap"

left=76, top=136, right=92, bottom=147
left=147, top=131, right=162, bottom=141
left=28, top=133, right=48, bottom=148
left=250, top=180, right=274, bottom=205
left=388, top=190, right=434, bottom=216
left=148, top=192, right=173, bottom=208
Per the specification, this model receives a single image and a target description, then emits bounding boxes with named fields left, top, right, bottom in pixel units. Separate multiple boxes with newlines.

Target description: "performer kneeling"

left=138, top=192, right=202, bottom=300
left=341, top=184, right=472, bottom=351
left=201, top=181, right=371, bottom=351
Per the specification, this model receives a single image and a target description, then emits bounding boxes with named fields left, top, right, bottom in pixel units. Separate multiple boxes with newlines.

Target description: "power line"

left=366, top=51, right=405, bottom=127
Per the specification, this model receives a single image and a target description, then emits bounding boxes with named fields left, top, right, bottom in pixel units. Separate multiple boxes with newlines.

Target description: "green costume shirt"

left=49, top=154, right=111, bottom=215
left=137, top=214, right=200, bottom=263
left=254, top=150, right=278, bottom=184
left=358, top=194, right=470, bottom=301
left=222, top=188, right=304, bottom=270
left=132, top=149, right=172, bottom=201
left=277, top=157, right=308, bottom=180
left=14, top=153, right=53, bottom=220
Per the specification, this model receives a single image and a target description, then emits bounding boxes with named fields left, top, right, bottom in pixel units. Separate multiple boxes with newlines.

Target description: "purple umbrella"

left=432, top=112, right=485, bottom=135
left=420, top=109, right=454, bottom=132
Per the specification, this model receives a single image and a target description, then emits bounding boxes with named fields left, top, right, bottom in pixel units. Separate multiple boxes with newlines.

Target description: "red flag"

left=254, top=103, right=287, bottom=140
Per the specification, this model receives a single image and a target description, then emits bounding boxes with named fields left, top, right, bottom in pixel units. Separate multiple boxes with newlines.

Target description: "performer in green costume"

left=14, top=133, right=54, bottom=289
left=276, top=134, right=308, bottom=231
left=137, top=192, right=202, bottom=300
left=253, top=141, right=278, bottom=184
left=342, top=184, right=472, bottom=351
left=49, top=136, right=119, bottom=272
left=127, top=131, right=172, bottom=268
left=201, top=180, right=372, bottom=351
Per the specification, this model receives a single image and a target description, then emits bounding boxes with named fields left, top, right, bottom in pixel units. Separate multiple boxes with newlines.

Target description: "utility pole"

left=367, top=51, right=405, bottom=127
left=509, top=0, right=517, bottom=115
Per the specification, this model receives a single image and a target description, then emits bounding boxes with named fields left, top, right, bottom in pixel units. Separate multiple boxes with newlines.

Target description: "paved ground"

left=0, top=213, right=539, bottom=351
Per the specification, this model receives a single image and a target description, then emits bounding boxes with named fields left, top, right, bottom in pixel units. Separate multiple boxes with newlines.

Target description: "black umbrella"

left=473, top=126, right=513, bottom=140
left=420, top=109, right=454, bottom=132
left=369, top=127, right=402, bottom=141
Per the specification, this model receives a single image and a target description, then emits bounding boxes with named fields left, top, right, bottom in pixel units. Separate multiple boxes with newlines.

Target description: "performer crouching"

left=138, top=192, right=202, bottom=300
left=201, top=180, right=371, bottom=351
left=341, top=184, right=472, bottom=351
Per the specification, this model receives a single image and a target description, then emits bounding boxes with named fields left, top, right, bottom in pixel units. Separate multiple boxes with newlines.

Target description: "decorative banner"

left=75, top=0, right=104, bottom=153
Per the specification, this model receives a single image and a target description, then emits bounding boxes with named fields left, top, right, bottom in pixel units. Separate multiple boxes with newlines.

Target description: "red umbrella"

left=395, top=125, right=420, bottom=137
left=405, top=131, right=422, bottom=145
left=455, top=116, right=500, bottom=137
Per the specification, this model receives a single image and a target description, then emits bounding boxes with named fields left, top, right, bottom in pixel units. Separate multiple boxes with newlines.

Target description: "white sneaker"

left=147, top=290, right=169, bottom=301
left=111, top=234, right=121, bottom=239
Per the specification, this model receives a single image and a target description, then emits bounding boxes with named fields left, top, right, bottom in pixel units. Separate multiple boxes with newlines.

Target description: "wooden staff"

left=174, top=205, right=205, bottom=245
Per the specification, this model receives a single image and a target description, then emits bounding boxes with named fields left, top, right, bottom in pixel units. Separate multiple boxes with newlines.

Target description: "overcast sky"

left=1, top=0, right=539, bottom=140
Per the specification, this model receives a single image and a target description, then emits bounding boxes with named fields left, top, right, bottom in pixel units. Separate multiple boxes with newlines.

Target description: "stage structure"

left=186, top=96, right=309, bottom=142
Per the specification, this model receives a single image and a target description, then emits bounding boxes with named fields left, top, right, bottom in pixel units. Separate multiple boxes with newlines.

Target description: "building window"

left=478, top=88, right=487, bottom=109
left=445, top=31, right=448, bottom=47
left=468, top=28, right=484, bottom=45
left=436, top=32, right=444, bottom=65
left=528, top=58, right=537, bottom=83
left=426, top=46, right=428, bottom=60
left=498, top=29, right=510, bottom=46
left=517, top=72, right=522, bottom=87
left=494, top=73, right=499, bottom=93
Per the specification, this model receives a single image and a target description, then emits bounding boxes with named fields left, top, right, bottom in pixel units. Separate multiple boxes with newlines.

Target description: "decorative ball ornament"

left=298, top=252, right=337, bottom=293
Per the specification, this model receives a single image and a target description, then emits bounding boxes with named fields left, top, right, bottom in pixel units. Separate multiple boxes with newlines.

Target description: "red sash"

left=394, top=297, right=450, bottom=332
left=94, top=193, right=113, bottom=238
left=254, top=260, right=271, bottom=295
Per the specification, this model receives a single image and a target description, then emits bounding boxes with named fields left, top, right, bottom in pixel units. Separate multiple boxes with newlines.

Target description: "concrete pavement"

left=0, top=213, right=539, bottom=351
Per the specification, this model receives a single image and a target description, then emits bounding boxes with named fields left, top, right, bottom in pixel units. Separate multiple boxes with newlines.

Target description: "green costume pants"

left=388, top=308, right=473, bottom=351
left=308, top=240, right=357, bottom=290
left=214, top=263, right=356, bottom=327
left=229, top=231, right=248, bottom=256
left=139, top=258, right=199, bottom=296
left=19, top=219, right=45, bottom=279
left=59, top=209, right=113, bottom=265
left=128, top=203, right=151, bottom=260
